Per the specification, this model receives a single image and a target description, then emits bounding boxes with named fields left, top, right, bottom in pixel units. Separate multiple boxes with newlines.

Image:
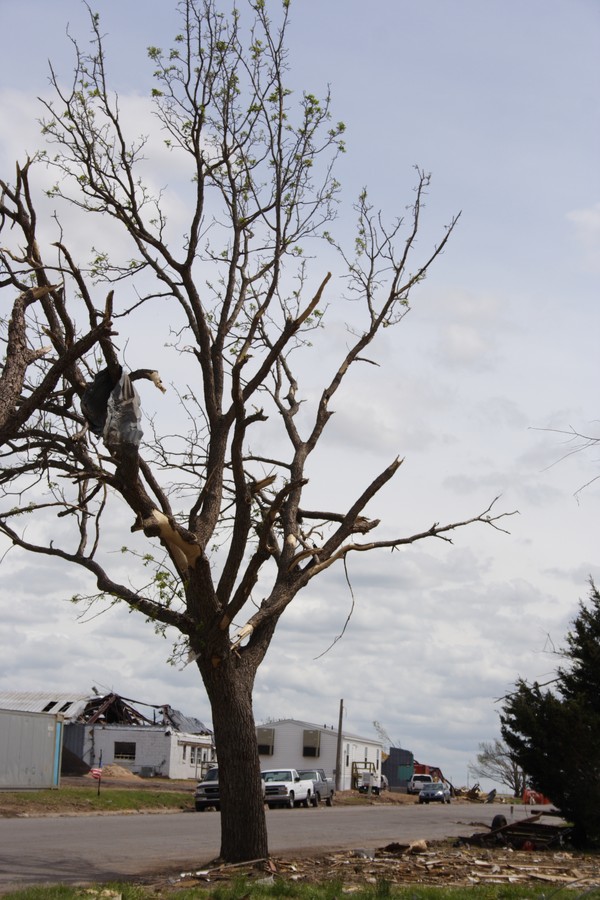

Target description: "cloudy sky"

left=1, top=0, right=599, bottom=791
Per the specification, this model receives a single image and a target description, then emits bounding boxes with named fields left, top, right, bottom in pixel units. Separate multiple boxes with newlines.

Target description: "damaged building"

left=0, top=690, right=215, bottom=781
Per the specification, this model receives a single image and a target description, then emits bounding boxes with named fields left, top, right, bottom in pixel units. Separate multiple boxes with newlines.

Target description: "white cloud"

left=439, top=322, right=491, bottom=369
left=426, top=288, right=511, bottom=372
left=567, top=202, right=600, bottom=271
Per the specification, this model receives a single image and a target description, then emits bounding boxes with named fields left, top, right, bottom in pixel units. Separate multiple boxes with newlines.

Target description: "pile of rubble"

left=461, top=811, right=570, bottom=851
left=160, top=846, right=600, bottom=892
left=161, top=817, right=600, bottom=892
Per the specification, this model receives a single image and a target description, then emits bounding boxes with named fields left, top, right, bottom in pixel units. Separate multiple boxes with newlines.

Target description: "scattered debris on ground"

left=460, top=812, right=571, bottom=850
left=154, top=839, right=600, bottom=893
left=454, top=783, right=498, bottom=803
left=142, top=813, right=597, bottom=893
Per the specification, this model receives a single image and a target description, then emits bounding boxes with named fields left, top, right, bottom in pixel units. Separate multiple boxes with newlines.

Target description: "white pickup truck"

left=262, top=768, right=314, bottom=809
left=407, top=773, right=433, bottom=794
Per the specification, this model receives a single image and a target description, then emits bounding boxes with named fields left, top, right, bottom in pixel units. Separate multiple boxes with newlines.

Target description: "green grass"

left=0, top=786, right=194, bottom=815
left=2, top=880, right=598, bottom=900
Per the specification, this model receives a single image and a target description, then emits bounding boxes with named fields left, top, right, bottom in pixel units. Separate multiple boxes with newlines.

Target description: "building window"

left=190, top=746, right=196, bottom=765
left=257, top=727, right=275, bottom=756
left=114, top=742, right=136, bottom=761
left=303, top=729, right=320, bottom=758
left=182, top=744, right=187, bottom=761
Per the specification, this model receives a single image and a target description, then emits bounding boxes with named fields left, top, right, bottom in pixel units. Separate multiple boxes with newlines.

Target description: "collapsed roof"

left=0, top=689, right=211, bottom=734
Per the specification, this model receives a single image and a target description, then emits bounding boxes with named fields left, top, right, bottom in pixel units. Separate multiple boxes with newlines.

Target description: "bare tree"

left=468, top=739, right=526, bottom=797
left=536, top=424, right=600, bottom=498
left=0, top=0, right=515, bottom=862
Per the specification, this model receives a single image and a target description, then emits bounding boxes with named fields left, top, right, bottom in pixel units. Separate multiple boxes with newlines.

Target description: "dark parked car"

left=195, top=766, right=266, bottom=811
left=194, top=766, right=220, bottom=811
left=418, top=782, right=451, bottom=804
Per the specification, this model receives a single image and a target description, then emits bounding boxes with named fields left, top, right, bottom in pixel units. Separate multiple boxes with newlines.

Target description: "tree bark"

left=199, top=655, right=268, bottom=862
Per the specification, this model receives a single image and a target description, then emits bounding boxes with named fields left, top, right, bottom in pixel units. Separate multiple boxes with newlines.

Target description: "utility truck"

left=357, top=769, right=388, bottom=795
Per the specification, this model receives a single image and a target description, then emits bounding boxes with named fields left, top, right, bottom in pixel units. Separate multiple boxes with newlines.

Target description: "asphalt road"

left=0, top=802, right=540, bottom=888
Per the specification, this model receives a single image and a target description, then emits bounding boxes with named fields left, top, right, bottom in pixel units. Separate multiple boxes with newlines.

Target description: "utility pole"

left=335, top=699, right=344, bottom=792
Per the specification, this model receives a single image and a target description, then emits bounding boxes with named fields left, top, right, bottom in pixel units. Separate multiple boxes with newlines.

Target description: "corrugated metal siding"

left=382, top=747, right=414, bottom=788
left=0, top=709, right=63, bottom=789
left=160, top=706, right=211, bottom=735
left=63, top=723, right=86, bottom=759
left=0, top=691, right=88, bottom=720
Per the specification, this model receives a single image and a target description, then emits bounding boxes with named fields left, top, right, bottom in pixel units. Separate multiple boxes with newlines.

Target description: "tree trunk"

left=199, top=656, right=269, bottom=863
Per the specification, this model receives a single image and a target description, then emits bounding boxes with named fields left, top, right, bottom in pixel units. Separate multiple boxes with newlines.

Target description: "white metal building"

left=256, top=718, right=383, bottom=790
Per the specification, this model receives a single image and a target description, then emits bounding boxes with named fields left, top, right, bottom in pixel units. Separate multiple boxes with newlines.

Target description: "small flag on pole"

left=92, top=751, right=103, bottom=795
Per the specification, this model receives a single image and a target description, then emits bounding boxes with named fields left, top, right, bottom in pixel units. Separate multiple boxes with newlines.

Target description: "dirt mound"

left=88, top=764, right=142, bottom=780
